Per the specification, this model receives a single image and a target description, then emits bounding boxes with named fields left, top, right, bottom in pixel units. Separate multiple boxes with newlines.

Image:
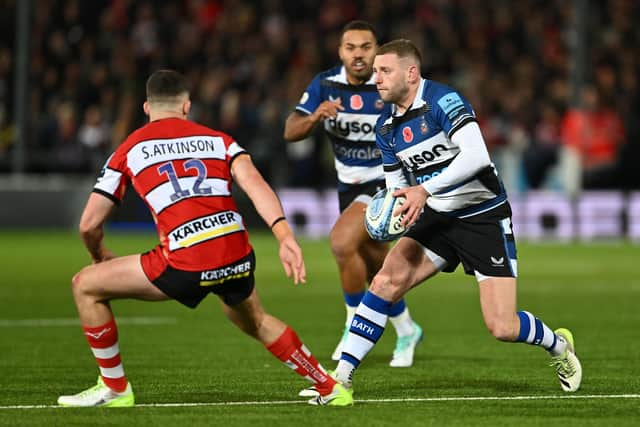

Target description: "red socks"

left=83, top=322, right=332, bottom=395
left=83, top=318, right=128, bottom=392
left=266, top=327, right=336, bottom=395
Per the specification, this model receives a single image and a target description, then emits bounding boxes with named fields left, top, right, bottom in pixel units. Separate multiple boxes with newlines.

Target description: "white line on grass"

left=1, top=394, right=638, bottom=409
left=0, top=317, right=177, bottom=327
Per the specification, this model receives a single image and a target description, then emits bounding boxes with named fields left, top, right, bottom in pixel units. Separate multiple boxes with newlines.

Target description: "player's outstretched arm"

left=78, top=192, right=117, bottom=263
left=283, top=99, right=344, bottom=142
left=231, top=154, right=306, bottom=284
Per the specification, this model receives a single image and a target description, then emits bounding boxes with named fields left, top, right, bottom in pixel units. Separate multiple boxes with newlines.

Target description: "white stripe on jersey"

left=167, top=211, right=245, bottom=251
left=323, top=112, right=378, bottom=142
left=146, top=177, right=230, bottom=214
left=334, top=158, right=383, bottom=184
left=95, top=168, right=123, bottom=196
left=394, top=130, right=459, bottom=164
left=326, top=67, right=377, bottom=85
left=127, top=136, right=227, bottom=175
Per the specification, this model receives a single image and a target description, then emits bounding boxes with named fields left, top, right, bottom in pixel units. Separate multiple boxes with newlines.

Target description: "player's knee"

left=71, top=267, right=95, bottom=299
left=71, top=269, right=86, bottom=297
left=329, top=229, right=357, bottom=260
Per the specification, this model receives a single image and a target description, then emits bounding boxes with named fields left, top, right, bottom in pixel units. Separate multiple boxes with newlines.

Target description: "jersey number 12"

left=157, top=159, right=212, bottom=202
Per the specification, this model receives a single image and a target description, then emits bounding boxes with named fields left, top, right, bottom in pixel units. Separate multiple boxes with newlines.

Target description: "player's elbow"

left=78, top=216, right=101, bottom=239
left=283, top=114, right=309, bottom=142
left=283, top=126, right=300, bottom=142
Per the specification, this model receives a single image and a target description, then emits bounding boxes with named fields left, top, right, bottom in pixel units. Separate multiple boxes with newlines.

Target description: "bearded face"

left=338, top=30, right=377, bottom=85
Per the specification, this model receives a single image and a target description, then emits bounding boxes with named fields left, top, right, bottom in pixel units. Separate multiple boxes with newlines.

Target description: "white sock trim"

left=100, top=364, right=124, bottom=379
left=91, top=343, right=120, bottom=359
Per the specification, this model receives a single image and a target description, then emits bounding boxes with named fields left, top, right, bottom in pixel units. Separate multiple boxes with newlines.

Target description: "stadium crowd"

left=0, top=0, right=639, bottom=191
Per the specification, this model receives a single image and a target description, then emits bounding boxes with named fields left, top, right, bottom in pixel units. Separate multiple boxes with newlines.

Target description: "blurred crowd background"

left=1, top=0, right=639, bottom=194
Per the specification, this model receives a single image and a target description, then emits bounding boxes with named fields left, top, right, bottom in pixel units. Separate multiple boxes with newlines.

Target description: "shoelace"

left=76, top=383, right=106, bottom=398
left=550, top=353, right=576, bottom=376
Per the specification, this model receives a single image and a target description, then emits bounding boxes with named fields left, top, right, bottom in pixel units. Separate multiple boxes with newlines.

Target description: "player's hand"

left=93, top=248, right=116, bottom=264
left=393, top=185, right=429, bottom=227
left=278, top=235, right=307, bottom=285
left=312, top=99, right=344, bottom=122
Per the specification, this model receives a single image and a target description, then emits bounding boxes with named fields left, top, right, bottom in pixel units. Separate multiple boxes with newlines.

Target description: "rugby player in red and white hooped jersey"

left=57, top=70, right=353, bottom=407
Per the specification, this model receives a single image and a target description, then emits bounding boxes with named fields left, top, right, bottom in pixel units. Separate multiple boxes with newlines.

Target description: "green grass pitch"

left=0, top=230, right=638, bottom=426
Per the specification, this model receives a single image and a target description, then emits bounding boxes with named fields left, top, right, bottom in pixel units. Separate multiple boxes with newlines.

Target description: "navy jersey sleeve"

left=431, top=88, right=477, bottom=139
left=375, top=111, right=401, bottom=171
left=294, top=74, right=324, bottom=116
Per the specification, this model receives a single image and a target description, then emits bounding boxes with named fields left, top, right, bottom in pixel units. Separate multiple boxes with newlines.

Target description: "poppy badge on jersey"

left=350, top=94, right=363, bottom=110
left=402, top=126, right=414, bottom=143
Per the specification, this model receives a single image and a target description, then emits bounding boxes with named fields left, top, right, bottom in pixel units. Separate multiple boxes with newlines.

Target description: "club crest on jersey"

left=402, top=126, right=414, bottom=143
left=350, top=94, right=363, bottom=110
left=375, top=99, right=384, bottom=109
left=420, top=119, right=428, bottom=134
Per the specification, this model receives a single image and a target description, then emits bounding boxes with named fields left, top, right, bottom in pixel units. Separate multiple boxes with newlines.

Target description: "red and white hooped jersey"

left=94, top=117, right=252, bottom=271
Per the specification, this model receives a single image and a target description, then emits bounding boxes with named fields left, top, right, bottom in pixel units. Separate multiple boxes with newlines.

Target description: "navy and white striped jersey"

left=295, top=65, right=386, bottom=188
left=376, top=79, right=508, bottom=218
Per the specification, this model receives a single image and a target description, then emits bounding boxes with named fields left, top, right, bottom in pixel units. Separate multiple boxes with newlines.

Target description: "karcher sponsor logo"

left=168, top=211, right=244, bottom=250
left=200, top=261, right=252, bottom=286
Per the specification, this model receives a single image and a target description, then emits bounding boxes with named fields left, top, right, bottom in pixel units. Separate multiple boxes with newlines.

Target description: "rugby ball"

left=365, top=188, right=407, bottom=241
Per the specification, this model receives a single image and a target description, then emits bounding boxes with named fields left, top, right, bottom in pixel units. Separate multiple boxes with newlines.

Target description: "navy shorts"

left=405, top=203, right=517, bottom=278
left=144, top=250, right=256, bottom=308
left=338, top=179, right=385, bottom=212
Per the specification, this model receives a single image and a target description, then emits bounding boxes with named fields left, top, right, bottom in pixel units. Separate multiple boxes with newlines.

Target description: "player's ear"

left=183, top=99, right=191, bottom=116
left=143, top=101, right=150, bottom=116
left=407, top=64, right=419, bottom=84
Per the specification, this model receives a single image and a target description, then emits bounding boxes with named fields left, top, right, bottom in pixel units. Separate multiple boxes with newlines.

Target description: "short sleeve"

left=226, top=137, right=248, bottom=167
left=294, top=74, right=324, bottom=116
left=432, top=90, right=477, bottom=139
left=93, top=151, right=129, bottom=203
